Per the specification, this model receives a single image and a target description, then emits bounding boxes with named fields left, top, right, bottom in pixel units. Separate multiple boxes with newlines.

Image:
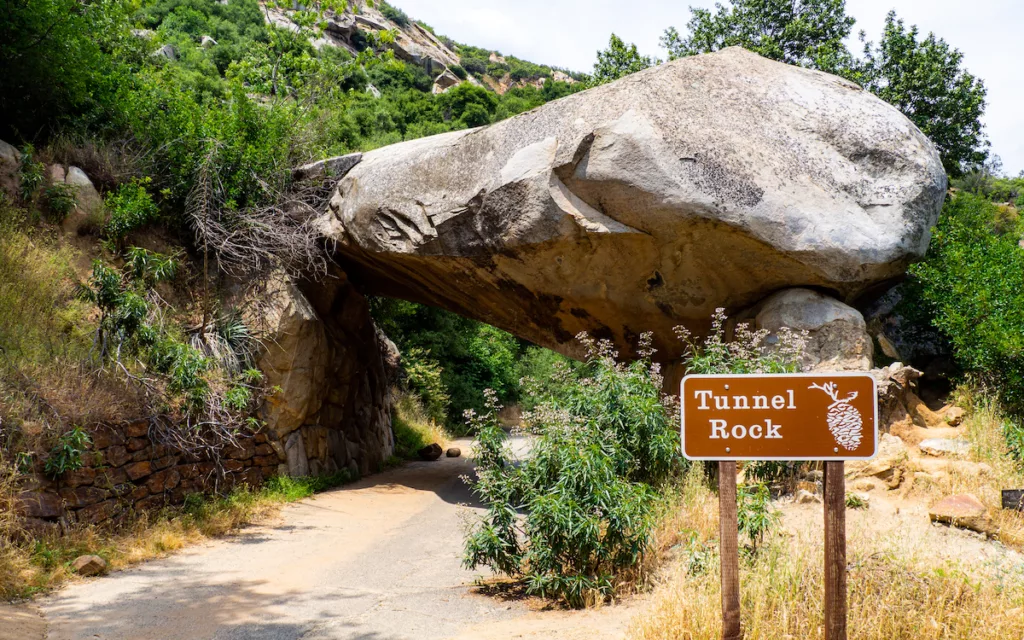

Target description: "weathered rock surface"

left=929, top=494, right=992, bottom=535
left=320, top=47, right=946, bottom=360
left=72, top=555, right=108, bottom=577
left=846, top=433, right=906, bottom=481
left=418, top=443, right=443, bottom=461
left=251, top=271, right=329, bottom=440
left=248, top=266, right=395, bottom=476
left=46, top=164, right=103, bottom=234
left=919, top=438, right=971, bottom=458
left=0, top=139, right=20, bottom=196
left=753, top=288, right=873, bottom=371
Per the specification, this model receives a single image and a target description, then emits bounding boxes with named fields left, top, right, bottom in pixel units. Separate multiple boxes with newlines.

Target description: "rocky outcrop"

left=0, top=140, right=20, bottom=195
left=753, top=288, right=873, bottom=371
left=319, top=47, right=946, bottom=361
left=47, top=164, right=104, bottom=234
left=250, top=267, right=394, bottom=477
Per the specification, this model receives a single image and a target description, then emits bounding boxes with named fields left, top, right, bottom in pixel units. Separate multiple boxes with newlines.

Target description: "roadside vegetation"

left=0, top=464, right=354, bottom=600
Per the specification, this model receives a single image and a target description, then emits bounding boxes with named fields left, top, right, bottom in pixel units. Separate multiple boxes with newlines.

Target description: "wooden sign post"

left=681, top=373, right=878, bottom=640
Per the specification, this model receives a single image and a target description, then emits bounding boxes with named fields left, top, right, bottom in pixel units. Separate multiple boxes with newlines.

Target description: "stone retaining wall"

left=16, top=421, right=281, bottom=534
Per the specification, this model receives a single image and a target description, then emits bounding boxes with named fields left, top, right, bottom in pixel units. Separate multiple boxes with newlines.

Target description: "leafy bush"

left=909, top=194, right=1024, bottom=414
left=42, top=182, right=78, bottom=222
left=379, top=1, right=410, bottom=27
left=737, top=482, right=779, bottom=553
left=44, top=427, right=92, bottom=478
left=17, top=146, right=45, bottom=203
left=104, top=178, right=159, bottom=247
left=464, top=333, right=680, bottom=607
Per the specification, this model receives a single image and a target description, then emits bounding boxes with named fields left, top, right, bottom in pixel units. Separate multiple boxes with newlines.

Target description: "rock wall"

left=251, top=267, right=395, bottom=479
left=16, top=422, right=279, bottom=534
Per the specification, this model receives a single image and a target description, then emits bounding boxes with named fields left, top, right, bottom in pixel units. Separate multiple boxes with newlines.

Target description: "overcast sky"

left=394, top=0, right=1023, bottom=176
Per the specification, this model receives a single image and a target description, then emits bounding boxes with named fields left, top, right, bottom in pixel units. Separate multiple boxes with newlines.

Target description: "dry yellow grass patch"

left=898, top=389, right=1024, bottom=547
left=629, top=389, right=1024, bottom=640
left=0, top=475, right=325, bottom=600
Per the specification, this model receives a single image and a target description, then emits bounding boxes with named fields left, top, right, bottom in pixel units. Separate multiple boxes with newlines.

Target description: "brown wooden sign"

left=681, top=373, right=878, bottom=461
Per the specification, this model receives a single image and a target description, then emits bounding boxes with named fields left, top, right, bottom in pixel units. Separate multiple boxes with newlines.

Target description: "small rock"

left=445, top=447, right=461, bottom=458
left=804, top=470, right=823, bottom=483
left=796, top=489, right=821, bottom=504
left=852, top=478, right=879, bottom=492
left=944, top=406, right=966, bottom=427
left=876, top=333, right=902, bottom=360
left=846, top=433, right=906, bottom=480
left=929, top=494, right=992, bottom=535
left=919, top=438, right=971, bottom=458
left=72, top=555, right=107, bottom=577
left=418, top=443, right=443, bottom=461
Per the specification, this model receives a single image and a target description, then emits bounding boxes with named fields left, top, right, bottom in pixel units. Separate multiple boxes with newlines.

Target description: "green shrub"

left=448, top=64, right=467, bottom=80
left=44, top=427, right=91, bottom=478
left=379, top=1, right=410, bottom=27
left=17, top=146, right=45, bottom=203
left=42, top=182, right=78, bottom=222
left=464, top=333, right=680, bottom=607
left=909, top=194, right=1024, bottom=415
left=737, top=482, right=779, bottom=553
left=104, top=178, right=159, bottom=247
left=402, top=347, right=450, bottom=425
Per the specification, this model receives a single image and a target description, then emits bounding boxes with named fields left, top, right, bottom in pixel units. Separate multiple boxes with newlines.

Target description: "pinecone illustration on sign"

left=809, top=382, right=863, bottom=451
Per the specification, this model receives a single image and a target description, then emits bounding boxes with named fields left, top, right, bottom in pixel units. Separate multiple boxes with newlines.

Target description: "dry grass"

left=897, top=388, right=1024, bottom=547
left=629, top=390, right=1024, bottom=639
left=391, top=388, right=450, bottom=459
left=630, top=534, right=1024, bottom=640
left=0, top=470, right=350, bottom=601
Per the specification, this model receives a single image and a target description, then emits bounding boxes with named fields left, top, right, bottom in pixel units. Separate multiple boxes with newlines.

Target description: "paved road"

left=40, top=438, right=524, bottom=640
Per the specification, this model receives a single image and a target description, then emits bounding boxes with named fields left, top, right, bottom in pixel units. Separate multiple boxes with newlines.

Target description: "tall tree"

left=858, top=12, right=988, bottom=176
left=588, top=34, right=658, bottom=87
left=660, top=1, right=988, bottom=176
left=661, top=0, right=855, bottom=72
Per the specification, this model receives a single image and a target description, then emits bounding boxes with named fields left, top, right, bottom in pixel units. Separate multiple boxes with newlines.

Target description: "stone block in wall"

left=152, top=455, right=178, bottom=471
left=95, top=466, right=129, bottom=487
left=63, top=467, right=96, bottom=488
left=126, top=437, right=148, bottom=453
left=125, top=461, right=152, bottom=481
left=125, top=420, right=150, bottom=438
left=224, top=438, right=257, bottom=461
left=146, top=468, right=181, bottom=493
left=135, top=494, right=167, bottom=513
left=91, top=426, right=126, bottom=450
left=77, top=500, right=119, bottom=524
left=17, top=491, right=64, bottom=519
left=285, top=431, right=309, bottom=477
left=59, top=486, right=110, bottom=508
left=222, top=459, right=245, bottom=473
left=102, top=446, right=131, bottom=468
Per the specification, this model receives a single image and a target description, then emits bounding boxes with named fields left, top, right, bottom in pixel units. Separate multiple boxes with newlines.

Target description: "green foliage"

left=737, top=482, right=780, bottom=553
left=515, top=346, right=583, bottom=411
left=402, top=347, right=450, bottom=425
left=675, top=308, right=806, bottom=375
left=378, top=1, right=410, bottom=27
left=0, top=0, right=134, bottom=140
left=662, top=0, right=854, bottom=71
left=104, top=178, right=159, bottom=247
left=17, top=145, right=45, bottom=203
left=588, top=34, right=658, bottom=86
left=371, top=298, right=524, bottom=430
left=44, top=427, right=92, bottom=478
left=464, top=333, right=681, bottom=607
left=42, top=183, right=78, bottom=223
left=845, top=492, right=868, bottom=509
left=660, top=2, right=988, bottom=176
left=909, top=194, right=1024, bottom=414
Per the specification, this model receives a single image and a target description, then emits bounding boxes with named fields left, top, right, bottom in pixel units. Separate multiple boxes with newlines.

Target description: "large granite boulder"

left=319, top=47, right=946, bottom=360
